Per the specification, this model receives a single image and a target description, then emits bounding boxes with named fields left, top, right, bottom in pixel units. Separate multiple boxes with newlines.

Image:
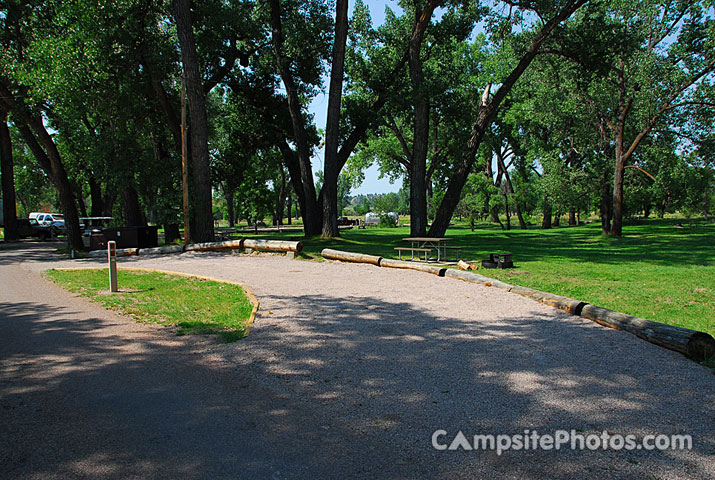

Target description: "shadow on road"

left=2, top=281, right=712, bottom=479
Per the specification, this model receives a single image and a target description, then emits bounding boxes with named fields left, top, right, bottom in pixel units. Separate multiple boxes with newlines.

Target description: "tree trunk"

left=278, top=138, right=307, bottom=228
left=0, top=110, right=18, bottom=241
left=173, top=0, right=214, bottom=243
left=121, top=185, right=146, bottom=226
left=102, top=189, right=117, bottom=218
left=286, top=193, right=293, bottom=225
left=658, top=203, right=666, bottom=219
left=407, top=1, right=440, bottom=236
left=496, top=146, right=526, bottom=229
left=542, top=200, right=552, bottom=229
left=77, top=193, right=88, bottom=219
left=89, top=176, right=103, bottom=219
left=275, top=168, right=287, bottom=226
left=504, top=193, right=511, bottom=230
left=268, top=0, right=321, bottom=236
left=15, top=121, right=83, bottom=249
left=610, top=64, right=632, bottom=237
left=320, top=0, right=348, bottom=238
left=600, top=167, right=612, bottom=234
left=568, top=208, right=576, bottom=225
left=492, top=205, right=505, bottom=230
left=611, top=148, right=626, bottom=235
left=553, top=211, right=560, bottom=227
left=225, top=185, right=235, bottom=228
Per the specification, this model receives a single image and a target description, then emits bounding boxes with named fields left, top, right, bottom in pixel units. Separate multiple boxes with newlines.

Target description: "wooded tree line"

left=0, top=0, right=712, bottom=249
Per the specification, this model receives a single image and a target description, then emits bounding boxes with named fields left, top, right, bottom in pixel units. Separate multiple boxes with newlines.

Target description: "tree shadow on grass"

left=243, top=221, right=715, bottom=268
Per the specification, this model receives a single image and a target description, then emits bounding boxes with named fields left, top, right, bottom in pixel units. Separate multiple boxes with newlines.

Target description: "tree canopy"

left=0, top=0, right=712, bottom=248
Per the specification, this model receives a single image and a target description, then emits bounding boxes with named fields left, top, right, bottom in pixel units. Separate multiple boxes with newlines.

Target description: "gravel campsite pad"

left=10, top=247, right=715, bottom=479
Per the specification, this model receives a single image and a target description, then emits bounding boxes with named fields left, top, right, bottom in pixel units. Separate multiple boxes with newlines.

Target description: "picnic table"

left=396, top=237, right=459, bottom=262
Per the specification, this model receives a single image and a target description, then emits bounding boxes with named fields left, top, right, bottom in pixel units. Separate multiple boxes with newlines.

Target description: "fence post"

left=108, top=240, right=118, bottom=293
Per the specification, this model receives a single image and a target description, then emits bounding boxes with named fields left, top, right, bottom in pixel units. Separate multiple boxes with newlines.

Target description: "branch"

left=623, top=58, right=715, bottom=162
left=651, top=4, right=688, bottom=52
left=485, top=0, right=589, bottom=120
left=335, top=50, right=409, bottom=172
left=386, top=113, right=413, bottom=160
left=203, top=38, right=240, bottom=94
left=388, top=152, right=411, bottom=170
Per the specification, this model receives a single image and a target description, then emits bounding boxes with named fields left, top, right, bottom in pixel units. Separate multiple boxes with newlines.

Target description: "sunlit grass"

left=46, top=268, right=254, bottom=342
left=240, top=218, right=714, bottom=335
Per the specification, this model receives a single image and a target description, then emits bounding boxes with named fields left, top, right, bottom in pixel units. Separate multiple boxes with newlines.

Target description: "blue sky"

left=309, top=0, right=405, bottom=195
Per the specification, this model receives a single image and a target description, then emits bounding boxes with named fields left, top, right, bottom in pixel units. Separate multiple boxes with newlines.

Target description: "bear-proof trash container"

left=100, top=226, right=158, bottom=249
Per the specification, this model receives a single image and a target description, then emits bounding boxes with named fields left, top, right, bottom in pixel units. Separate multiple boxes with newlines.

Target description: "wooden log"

left=137, top=245, right=185, bottom=256
left=444, top=269, right=513, bottom=291
left=509, top=285, right=586, bottom=315
left=185, top=239, right=244, bottom=252
left=580, top=304, right=715, bottom=362
left=457, top=260, right=477, bottom=271
left=321, top=248, right=382, bottom=266
left=87, top=248, right=138, bottom=258
left=380, top=258, right=446, bottom=276
left=242, top=239, right=303, bottom=252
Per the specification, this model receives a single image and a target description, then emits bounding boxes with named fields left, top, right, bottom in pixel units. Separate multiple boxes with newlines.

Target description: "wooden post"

left=107, top=241, right=118, bottom=293
left=180, top=74, right=191, bottom=244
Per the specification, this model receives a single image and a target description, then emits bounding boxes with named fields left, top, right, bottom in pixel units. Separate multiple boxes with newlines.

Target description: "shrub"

left=379, top=213, right=398, bottom=227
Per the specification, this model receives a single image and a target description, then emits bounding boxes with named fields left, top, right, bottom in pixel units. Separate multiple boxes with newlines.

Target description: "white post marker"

left=107, top=241, right=118, bottom=293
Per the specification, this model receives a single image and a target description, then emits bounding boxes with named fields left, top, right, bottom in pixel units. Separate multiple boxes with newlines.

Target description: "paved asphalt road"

left=1, top=243, right=714, bottom=479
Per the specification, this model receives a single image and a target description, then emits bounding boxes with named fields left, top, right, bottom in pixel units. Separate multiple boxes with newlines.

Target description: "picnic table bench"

left=394, top=246, right=432, bottom=261
left=397, top=237, right=461, bottom=262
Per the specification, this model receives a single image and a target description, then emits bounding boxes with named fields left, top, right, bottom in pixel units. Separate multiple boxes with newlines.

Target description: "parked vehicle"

left=29, top=212, right=64, bottom=225
left=17, top=218, right=54, bottom=241
left=364, top=212, right=380, bottom=226
left=364, top=211, right=398, bottom=226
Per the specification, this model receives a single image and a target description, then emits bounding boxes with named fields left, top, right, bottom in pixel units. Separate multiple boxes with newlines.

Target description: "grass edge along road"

left=242, top=219, right=714, bottom=337
left=46, top=268, right=255, bottom=342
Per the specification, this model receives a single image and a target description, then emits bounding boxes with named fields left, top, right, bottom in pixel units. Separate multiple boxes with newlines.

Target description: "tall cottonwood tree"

left=267, top=0, right=330, bottom=236
left=428, top=0, right=589, bottom=237
left=321, top=0, right=349, bottom=237
left=407, top=0, right=442, bottom=236
left=173, top=0, right=214, bottom=242
left=532, top=0, right=715, bottom=235
left=0, top=108, right=18, bottom=241
left=0, top=2, right=86, bottom=248
left=602, top=0, right=714, bottom=236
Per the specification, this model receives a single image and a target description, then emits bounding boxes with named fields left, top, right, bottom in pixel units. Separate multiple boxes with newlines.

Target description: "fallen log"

left=380, top=258, right=446, bottom=276
left=321, top=248, right=382, bottom=266
left=444, top=268, right=513, bottom=291
left=580, top=304, right=715, bottom=362
left=185, top=239, right=244, bottom=252
left=243, top=239, right=303, bottom=252
left=137, top=245, right=185, bottom=256
left=509, top=285, right=586, bottom=315
left=87, top=248, right=138, bottom=258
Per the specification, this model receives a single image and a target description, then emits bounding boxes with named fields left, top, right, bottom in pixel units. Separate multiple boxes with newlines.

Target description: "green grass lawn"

left=241, top=218, right=714, bottom=336
left=46, top=268, right=255, bottom=341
